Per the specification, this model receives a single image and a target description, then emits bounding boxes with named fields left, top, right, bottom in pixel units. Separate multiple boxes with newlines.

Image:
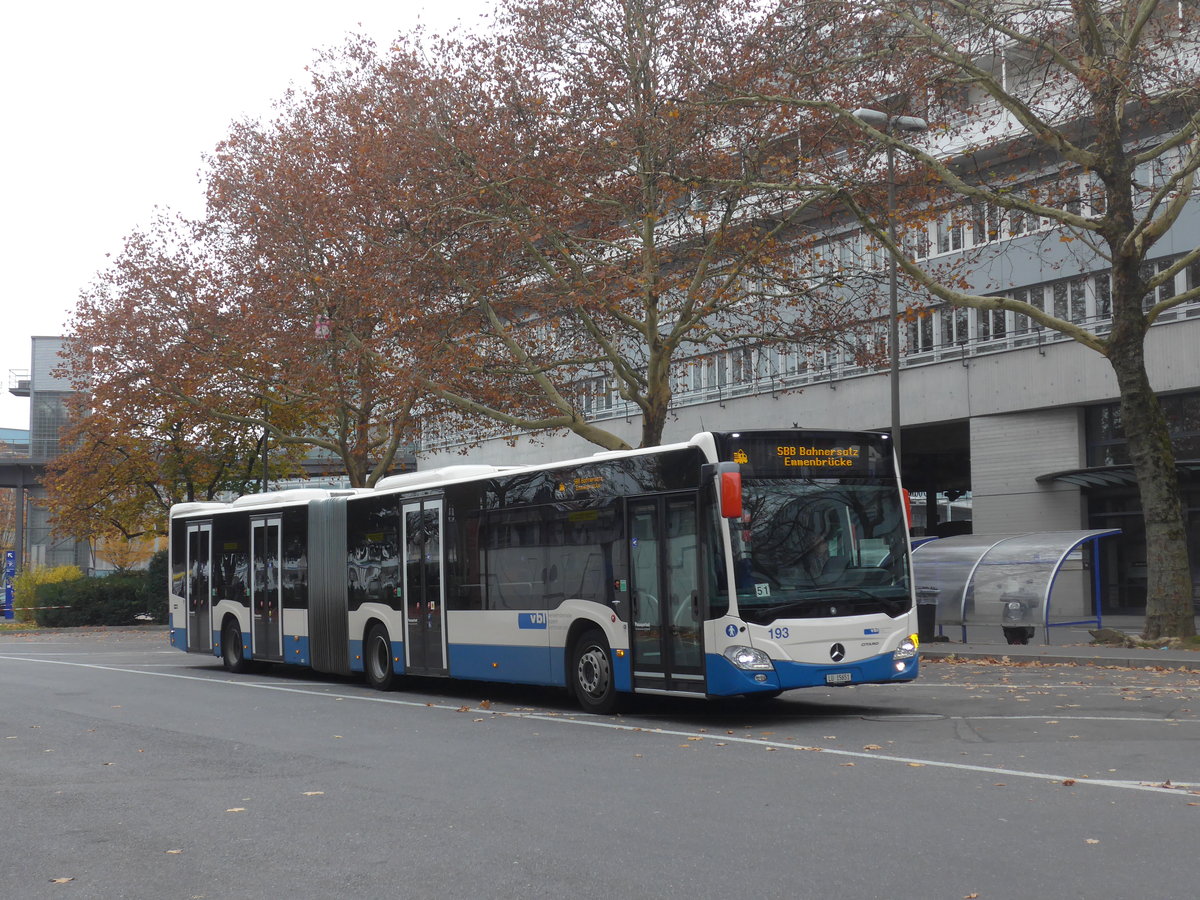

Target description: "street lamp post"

left=851, top=108, right=928, bottom=477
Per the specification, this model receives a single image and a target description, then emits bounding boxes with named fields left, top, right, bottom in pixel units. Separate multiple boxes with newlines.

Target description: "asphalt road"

left=2, top=629, right=1198, bottom=900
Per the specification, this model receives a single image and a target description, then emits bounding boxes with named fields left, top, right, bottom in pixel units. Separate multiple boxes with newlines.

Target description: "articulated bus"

left=168, top=429, right=918, bottom=711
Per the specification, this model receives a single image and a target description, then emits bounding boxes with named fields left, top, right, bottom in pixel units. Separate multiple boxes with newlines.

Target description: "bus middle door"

left=403, top=498, right=448, bottom=675
left=251, top=517, right=283, bottom=662
left=628, top=494, right=704, bottom=694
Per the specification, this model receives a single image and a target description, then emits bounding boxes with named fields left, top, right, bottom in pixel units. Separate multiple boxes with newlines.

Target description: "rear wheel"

left=221, top=620, right=251, bottom=674
left=364, top=624, right=398, bottom=691
left=571, top=628, right=622, bottom=714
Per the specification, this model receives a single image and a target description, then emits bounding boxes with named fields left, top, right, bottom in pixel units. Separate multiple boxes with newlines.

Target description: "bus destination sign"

left=720, top=432, right=888, bottom=478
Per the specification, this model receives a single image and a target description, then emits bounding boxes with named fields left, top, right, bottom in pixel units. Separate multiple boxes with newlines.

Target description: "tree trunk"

left=1107, top=332, right=1195, bottom=639
left=638, top=349, right=671, bottom=448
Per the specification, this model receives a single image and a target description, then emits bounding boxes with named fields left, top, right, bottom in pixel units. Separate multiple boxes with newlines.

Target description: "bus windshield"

left=729, top=479, right=911, bottom=625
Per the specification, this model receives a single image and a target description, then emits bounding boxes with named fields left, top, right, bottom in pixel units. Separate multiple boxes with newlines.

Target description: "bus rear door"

left=186, top=522, right=212, bottom=652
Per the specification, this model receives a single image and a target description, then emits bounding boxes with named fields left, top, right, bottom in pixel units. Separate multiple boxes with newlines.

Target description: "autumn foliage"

left=51, top=0, right=1200, bottom=635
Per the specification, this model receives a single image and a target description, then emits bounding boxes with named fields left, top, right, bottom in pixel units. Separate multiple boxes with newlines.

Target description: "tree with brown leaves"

left=366, top=0, right=861, bottom=449
left=735, top=0, right=1199, bottom=638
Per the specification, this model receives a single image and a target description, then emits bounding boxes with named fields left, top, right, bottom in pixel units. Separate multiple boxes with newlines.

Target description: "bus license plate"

left=826, top=672, right=852, bottom=685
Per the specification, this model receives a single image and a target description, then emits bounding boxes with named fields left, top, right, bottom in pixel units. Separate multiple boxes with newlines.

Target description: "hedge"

left=30, top=551, right=169, bottom=628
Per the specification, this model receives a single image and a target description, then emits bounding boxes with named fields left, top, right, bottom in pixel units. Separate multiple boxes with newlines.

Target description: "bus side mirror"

left=717, top=464, right=742, bottom=519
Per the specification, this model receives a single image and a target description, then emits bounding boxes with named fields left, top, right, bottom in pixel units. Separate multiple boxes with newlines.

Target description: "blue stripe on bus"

left=704, top=654, right=783, bottom=695
left=283, top=634, right=310, bottom=666
left=449, top=643, right=556, bottom=685
left=613, top=650, right=631, bottom=693
left=447, top=643, right=631, bottom=692
left=705, top=651, right=919, bottom=696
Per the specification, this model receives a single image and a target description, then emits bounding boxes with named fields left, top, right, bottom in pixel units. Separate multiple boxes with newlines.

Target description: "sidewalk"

left=919, top=614, right=1200, bottom=671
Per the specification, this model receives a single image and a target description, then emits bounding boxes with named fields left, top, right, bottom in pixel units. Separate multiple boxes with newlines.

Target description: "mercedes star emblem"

left=830, top=643, right=846, bottom=662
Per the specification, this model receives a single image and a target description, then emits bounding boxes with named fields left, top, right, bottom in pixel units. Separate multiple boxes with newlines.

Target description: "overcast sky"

left=0, top=0, right=490, bottom=430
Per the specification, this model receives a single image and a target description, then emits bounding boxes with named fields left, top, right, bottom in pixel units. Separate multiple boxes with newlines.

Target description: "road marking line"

left=3, top=654, right=1197, bottom=796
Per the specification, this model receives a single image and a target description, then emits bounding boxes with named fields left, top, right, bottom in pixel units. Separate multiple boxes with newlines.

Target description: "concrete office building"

left=415, top=120, right=1200, bottom=619
left=3, top=336, right=93, bottom=571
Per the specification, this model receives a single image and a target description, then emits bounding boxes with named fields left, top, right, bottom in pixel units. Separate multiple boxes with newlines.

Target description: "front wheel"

left=364, top=624, right=398, bottom=691
left=571, top=628, right=622, bottom=714
left=222, top=620, right=251, bottom=674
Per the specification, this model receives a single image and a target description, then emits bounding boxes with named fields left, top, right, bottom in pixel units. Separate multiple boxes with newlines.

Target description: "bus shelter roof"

left=910, top=530, right=1121, bottom=627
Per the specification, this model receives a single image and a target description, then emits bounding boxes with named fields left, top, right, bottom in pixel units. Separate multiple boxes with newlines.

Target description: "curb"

left=921, top=647, right=1200, bottom=672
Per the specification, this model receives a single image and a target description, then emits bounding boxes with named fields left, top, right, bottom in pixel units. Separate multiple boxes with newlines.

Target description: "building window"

left=972, top=201, right=1001, bottom=246
left=936, top=212, right=963, bottom=254
left=978, top=306, right=1007, bottom=341
left=1086, top=391, right=1200, bottom=466
left=1052, top=277, right=1088, bottom=323
left=939, top=304, right=968, bottom=346
left=1141, top=257, right=1178, bottom=311
left=1007, top=206, right=1030, bottom=237
left=1094, top=271, right=1112, bottom=319
left=1011, top=284, right=1046, bottom=334
left=908, top=312, right=934, bottom=353
left=731, top=347, right=755, bottom=385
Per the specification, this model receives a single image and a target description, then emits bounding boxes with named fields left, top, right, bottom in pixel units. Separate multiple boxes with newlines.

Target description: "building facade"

left=415, top=204, right=1200, bottom=618
left=2, top=336, right=93, bottom=572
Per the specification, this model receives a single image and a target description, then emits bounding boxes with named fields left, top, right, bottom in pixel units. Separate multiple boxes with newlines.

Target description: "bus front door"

left=628, top=495, right=704, bottom=694
left=186, top=523, right=212, bottom=652
left=403, top=498, right=447, bottom=675
left=251, top=517, right=283, bottom=662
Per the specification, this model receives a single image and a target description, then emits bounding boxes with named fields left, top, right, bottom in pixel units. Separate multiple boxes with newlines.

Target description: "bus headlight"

left=723, top=645, right=774, bottom=671
left=892, top=635, right=918, bottom=661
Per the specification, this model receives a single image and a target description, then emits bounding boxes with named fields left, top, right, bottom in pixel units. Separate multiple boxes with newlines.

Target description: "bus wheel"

left=222, top=621, right=251, bottom=674
left=364, top=624, right=398, bottom=691
left=571, top=628, right=621, bottom=714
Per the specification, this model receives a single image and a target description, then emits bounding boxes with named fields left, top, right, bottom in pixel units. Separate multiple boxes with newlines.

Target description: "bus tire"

left=364, top=624, right=398, bottom=691
left=222, top=620, right=251, bottom=674
left=571, top=628, right=621, bottom=714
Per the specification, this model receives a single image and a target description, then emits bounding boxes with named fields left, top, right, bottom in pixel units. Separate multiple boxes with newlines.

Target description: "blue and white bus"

left=168, top=429, right=919, bottom=711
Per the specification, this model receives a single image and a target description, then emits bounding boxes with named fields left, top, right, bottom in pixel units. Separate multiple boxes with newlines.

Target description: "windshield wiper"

left=752, top=587, right=902, bottom=619
left=752, top=596, right=828, bottom=617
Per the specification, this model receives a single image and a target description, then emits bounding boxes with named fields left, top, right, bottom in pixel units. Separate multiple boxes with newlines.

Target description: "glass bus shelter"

left=911, top=530, right=1122, bottom=643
